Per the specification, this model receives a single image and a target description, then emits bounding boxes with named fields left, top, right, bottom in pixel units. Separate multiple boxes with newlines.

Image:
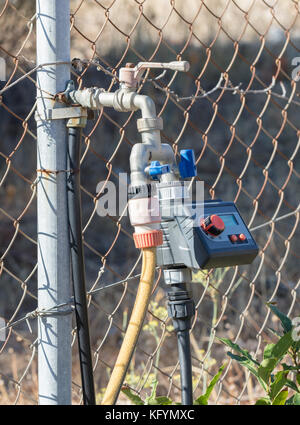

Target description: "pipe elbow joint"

left=111, top=91, right=156, bottom=119
left=131, top=94, right=156, bottom=118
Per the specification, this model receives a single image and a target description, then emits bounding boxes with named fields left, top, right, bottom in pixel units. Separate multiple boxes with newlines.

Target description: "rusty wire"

left=0, top=0, right=299, bottom=405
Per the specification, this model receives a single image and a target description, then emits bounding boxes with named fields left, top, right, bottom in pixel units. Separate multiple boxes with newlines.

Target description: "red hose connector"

left=133, top=230, right=163, bottom=249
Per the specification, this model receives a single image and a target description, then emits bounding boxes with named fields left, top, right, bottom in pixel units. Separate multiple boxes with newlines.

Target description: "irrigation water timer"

left=154, top=150, right=259, bottom=270
left=157, top=198, right=259, bottom=269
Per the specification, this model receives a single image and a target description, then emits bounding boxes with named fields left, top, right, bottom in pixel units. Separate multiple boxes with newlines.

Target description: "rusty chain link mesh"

left=0, top=0, right=299, bottom=405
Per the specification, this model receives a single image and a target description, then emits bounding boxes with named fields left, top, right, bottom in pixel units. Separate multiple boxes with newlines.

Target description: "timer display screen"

left=219, top=214, right=238, bottom=226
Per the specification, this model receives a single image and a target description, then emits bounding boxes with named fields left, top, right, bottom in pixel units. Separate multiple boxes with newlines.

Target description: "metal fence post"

left=36, top=0, right=72, bottom=405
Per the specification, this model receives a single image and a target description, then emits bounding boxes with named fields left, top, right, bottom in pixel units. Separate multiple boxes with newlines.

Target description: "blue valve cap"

left=179, top=149, right=197, bottom=178
left=149, top=161, right=170, bottom=180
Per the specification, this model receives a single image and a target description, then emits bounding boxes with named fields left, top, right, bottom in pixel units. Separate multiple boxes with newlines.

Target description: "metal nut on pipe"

left=137, top=117, right=163, bottom=133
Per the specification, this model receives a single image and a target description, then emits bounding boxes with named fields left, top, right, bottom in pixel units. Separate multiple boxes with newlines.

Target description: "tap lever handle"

left=119, top=61, right=190, bottom=88
left=147, top=161, right=171, bottom=180
left=135, top=61, right=190, bottom=76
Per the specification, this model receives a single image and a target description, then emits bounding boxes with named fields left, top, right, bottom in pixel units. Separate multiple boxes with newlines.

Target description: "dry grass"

left=0, top=338, right=265, bottom=405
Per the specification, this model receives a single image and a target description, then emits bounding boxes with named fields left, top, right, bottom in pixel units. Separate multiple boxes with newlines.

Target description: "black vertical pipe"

left=67, top=127, right=95, bottom=405
left=167, top=283, right=194, bottom=405
left=177, top=329, right=193, bottom=405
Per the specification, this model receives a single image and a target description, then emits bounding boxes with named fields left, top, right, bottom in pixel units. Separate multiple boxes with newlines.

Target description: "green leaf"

left=258, top=358, right=277, bottom=384
left=285, top=396, right=294, bottom=405
left=258, top=331, right=293, bottom=384
left=291, top=393, right=300, bottom=405
left=227, top=352, right=259, bottom=377
left=145, top=380, right=158, bottom=405
left=272, top=389, right=289, bottom=405
left=285, top=379, right=299, bottom=392
left=281, top=363, right=299, bottom=371
left=218, top=337, right=260, bottom=365
left=292, top=338, right=300, bottom=353
left=148, top=396, right=173, bottom=405
left=194, top=395, right=208, bottom=405
left=144, top=380, right=173, bottom=405
left=255, top=397, right=271, bottom=405
left=121, top=386, right=144, bottom=405
left=269, top=331, right=293, bottom=358
left=226, top=352, right=267, bottom=391
left=267, top=304, right=292, bottom=333
left=269, top=371, right=288, bottom=400
left=194, top=364, right=225, bottom=405
left=263, top=344, right=276, bottom=359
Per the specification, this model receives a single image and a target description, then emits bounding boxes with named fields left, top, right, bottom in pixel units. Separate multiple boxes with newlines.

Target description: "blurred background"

left=0, top=0, right=299, bottom=404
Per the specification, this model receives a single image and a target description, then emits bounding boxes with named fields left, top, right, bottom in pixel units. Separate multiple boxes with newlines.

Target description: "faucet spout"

left=67, top=86, right=177, bottom=185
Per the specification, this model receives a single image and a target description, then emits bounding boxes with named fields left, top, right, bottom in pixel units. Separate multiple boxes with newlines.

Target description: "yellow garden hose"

left=101, top=247, right=156, bottom=405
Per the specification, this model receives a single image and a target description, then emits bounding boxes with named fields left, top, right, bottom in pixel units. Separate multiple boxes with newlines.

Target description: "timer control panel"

left=157, top=200, right=259, bottom=269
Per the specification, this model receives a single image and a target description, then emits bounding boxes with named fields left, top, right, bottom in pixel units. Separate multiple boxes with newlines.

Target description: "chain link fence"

left=0, top=0, right=299, bottom=404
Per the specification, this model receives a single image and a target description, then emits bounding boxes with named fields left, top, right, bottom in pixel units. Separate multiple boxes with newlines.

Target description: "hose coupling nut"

left=133, top=229, right=163, bottom=249
left=167, top=292, right=195, bottom=332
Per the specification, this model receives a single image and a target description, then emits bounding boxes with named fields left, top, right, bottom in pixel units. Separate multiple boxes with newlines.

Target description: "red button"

left=239, top=233, right=246, bottom=241
left=210, top=215, right=225, bottom=231
left=201, top=214, right=225, bottom=237
left=229, top=234, right=238, bottom=243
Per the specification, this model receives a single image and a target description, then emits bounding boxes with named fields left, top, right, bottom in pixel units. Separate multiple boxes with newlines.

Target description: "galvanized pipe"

left=36, top=0, right=72, bottom=405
